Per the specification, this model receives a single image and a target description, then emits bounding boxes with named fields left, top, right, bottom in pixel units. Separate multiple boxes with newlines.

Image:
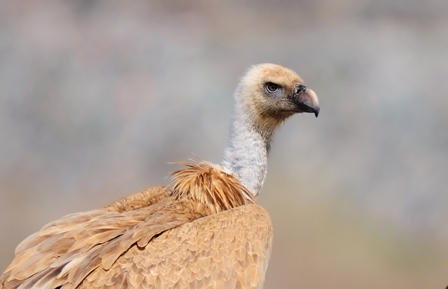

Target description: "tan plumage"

left=0, top=64, right=319, bottom=289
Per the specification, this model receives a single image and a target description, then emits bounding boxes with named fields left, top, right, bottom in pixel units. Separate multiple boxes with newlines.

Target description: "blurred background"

left=1, top=1, right=447, bottom=288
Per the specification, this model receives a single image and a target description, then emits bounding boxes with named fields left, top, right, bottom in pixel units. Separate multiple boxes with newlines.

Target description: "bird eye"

left=265, top=83, right=280, bottom=94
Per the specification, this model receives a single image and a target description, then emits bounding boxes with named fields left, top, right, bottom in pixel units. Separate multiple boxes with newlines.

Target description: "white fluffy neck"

left=221, top=103, right=275, bottom=198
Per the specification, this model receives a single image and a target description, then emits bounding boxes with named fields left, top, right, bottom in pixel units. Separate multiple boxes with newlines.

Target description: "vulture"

left=0, top=63, right=319, bottom=289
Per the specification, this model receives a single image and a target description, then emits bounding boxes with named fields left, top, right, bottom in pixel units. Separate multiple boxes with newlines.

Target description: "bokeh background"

left=1, top=1, right=447, bottom=288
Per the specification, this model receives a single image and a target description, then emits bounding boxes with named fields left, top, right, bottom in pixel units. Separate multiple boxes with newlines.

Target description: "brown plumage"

left=0, top=64, right=319, bottom=289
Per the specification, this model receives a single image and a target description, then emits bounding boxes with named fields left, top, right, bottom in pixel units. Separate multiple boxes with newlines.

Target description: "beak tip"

left=314, top=106, right=320, bottom=118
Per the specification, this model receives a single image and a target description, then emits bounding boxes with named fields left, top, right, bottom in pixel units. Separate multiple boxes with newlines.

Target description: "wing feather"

left=0, top=186, right=188, bottom=289
left=79, top=204, right=272, bottom=289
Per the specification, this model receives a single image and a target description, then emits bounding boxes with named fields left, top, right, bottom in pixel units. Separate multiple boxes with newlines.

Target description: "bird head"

left=236, top=63, right=320, bottom=131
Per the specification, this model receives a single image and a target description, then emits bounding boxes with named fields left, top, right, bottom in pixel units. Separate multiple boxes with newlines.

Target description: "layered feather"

left=0, top=162, right=270, bottom=289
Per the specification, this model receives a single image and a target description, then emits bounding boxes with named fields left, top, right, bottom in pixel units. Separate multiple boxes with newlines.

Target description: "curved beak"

left=304, top=88, right=320, bottom=117
left=292, top=85, right=320, bottom=117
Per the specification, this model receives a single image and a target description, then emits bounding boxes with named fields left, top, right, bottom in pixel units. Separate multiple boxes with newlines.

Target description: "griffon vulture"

left=0, top=63, right=320, bottom=289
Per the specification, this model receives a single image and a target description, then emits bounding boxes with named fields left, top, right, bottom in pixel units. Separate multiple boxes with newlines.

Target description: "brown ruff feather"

left=171, top=161, right=255, bottom=213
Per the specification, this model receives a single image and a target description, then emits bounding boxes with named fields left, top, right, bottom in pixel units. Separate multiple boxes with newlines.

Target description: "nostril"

left=295, top=84, right=307, bottom=94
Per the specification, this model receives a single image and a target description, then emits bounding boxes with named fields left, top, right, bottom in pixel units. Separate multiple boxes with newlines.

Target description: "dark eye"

left=265, top=82, right=280, bottom=94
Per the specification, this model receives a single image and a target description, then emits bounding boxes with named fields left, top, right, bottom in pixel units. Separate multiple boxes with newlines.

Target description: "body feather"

left=1, top=163, right=271, bottom=289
